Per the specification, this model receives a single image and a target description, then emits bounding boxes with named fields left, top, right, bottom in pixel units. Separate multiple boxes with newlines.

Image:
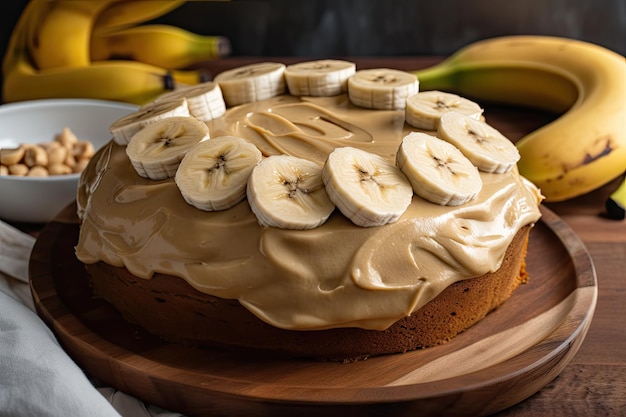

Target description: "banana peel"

left=605, top=176, right=626, bottom=220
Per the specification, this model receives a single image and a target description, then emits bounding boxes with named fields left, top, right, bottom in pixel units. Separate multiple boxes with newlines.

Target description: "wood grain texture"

left=28, top=204, right=596, bottom=417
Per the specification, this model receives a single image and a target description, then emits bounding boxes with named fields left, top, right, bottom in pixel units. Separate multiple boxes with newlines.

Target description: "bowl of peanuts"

left=0, top=99, right=138, bottom=223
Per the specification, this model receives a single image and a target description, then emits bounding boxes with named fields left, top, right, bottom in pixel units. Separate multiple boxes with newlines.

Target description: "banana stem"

left=412, top=63, right=457, bottom=91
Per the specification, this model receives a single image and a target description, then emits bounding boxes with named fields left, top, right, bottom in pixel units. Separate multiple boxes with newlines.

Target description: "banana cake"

left=75, top=60, right=543, bottom=362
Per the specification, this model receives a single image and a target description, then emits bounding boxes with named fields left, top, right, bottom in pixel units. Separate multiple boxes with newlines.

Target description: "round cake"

left=75, top=61, right=543, bottom=362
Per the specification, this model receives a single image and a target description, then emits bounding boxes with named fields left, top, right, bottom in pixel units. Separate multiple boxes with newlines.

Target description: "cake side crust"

left=85, top=225, right=532, bottom=362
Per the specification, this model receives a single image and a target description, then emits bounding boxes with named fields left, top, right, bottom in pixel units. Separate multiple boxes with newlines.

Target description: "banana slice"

left=322, top=147, right=413, bottom=227
left=405, top=90, right=483, bottom=130
left=213, top=62, right=286, bottom=107
left=155, top=81, right=226, bottom=122
left=247, top=155, right=335, bottom=230
left=109, top=98, right=190, bottom=145
left=175, top=136, right=262, bottom=211
left=347, top=68, right=419, bottom=110
left=284, top=59, right=356, bottom=96
left=397, top=132, right=482, bottom=206
left=126, top=116, right=210, bottom=180
left=438, top=111, right=520, bottom=174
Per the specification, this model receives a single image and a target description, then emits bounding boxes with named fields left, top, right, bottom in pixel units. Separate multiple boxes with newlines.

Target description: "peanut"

left=55, top=127, right=78, bottom=148
left=0, top=146, right=26, bottom=165
left=1, top=127, right=95, bottom=177
left=24, top=145, right=48, bottom=167
left=27, top=166, right=49, bottom=177
left=46, top=142, right=68, bottom=165
left=72, top=140, right=95, bottom=159
left=64, top=153, right=77, bottom=169
left=48, top=163, right=73, bottom=175
left=8, top=164, right=29, bottom=176
left=74, top=157, right=91, bottom=173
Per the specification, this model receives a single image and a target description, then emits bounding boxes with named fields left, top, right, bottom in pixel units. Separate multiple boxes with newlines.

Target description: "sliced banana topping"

left=322, top=147, right=413, bottom=227
left=155, top=81, right=226, bottom=122
left=126, top=116, right=210, bottom=180
left=284, top=59, right=356, bottom=97
left=397, top=132, right=482, bottom=206
left=176, top=136, right=262, bottom=211
left=405, top=90, right=483, bottom=130
left=438, top=111, right=520, bottom=174
left=348, top=68, right=419, bottom=110
left=213, top=62, right=286, bottom=107
left=109, top=98, right=190, bottom=145
left=247, top=155, right=335, bottom=230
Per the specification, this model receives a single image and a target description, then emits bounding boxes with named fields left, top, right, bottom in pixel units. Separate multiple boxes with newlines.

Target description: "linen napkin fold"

left=0, top=220, right=183, bottom=417
left=0, top=219, right=35, bottom=310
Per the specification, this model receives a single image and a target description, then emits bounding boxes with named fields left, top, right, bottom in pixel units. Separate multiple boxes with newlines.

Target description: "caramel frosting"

left=75, top=94, right=542, bottom=331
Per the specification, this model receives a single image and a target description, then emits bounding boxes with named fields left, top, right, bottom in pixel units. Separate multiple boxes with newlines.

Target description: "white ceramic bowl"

left=0, top=99, right=138, bottom=223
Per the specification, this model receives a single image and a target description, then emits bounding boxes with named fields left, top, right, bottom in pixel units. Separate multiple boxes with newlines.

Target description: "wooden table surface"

left=12, top=57, right=626, bottom=417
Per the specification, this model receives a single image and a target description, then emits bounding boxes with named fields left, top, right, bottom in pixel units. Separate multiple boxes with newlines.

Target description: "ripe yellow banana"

left=26, top=0, right=117, bottom=69
left=90, top=24, right=230, bottom=69
left=2, top=3, right=203, bottom=105
left=3, top=56, right=203, bottom=105
left=413, top=35, right=626, bottom=202
left=92, top=0, right=187, bottom=35
left=3, top=23, right=201, bottom=104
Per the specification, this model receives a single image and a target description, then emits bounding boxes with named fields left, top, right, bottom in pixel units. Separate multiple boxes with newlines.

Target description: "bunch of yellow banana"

left=2, top=0, right=230, bottom=105
left=413, top=35, right=626, bottom=203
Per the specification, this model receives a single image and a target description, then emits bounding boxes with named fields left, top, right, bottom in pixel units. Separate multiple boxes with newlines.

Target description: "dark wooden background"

left=1, top=0, right=624, bottom=60
left=1, top=0, right=624, bottom=91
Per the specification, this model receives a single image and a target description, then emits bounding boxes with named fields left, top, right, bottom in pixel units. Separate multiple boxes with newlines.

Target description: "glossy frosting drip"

left=75, top=94, right=542, bottom=331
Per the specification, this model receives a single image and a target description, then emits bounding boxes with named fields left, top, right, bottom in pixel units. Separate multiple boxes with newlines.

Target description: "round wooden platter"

left=29, top=203, right=596, bottom=417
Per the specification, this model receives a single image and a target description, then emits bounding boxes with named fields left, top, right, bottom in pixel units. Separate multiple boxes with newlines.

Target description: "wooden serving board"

left=29, top=203, right=597, bottom=417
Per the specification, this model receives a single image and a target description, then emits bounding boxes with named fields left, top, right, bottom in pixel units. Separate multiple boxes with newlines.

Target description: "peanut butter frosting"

left=75, top=94, right=542, bottom=331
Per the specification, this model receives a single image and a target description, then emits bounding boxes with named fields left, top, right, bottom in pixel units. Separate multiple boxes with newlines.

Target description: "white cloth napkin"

left=0, top=220, right=184, bottom=417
